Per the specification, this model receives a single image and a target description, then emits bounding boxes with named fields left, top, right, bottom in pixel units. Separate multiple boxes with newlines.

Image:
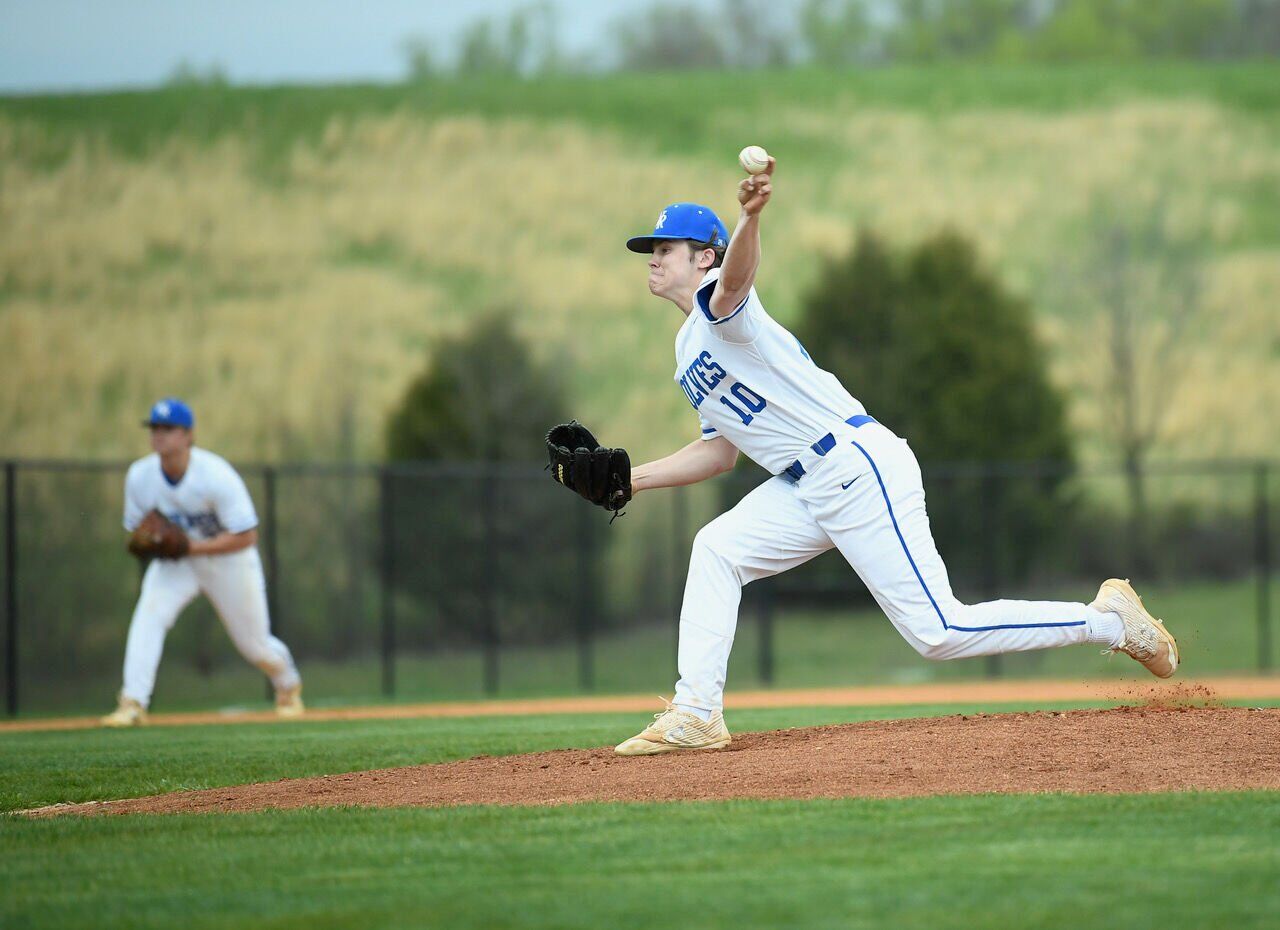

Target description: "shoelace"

left=651, top=696, right=698, bottom=731
left=652, top=696, right=677, bottom=721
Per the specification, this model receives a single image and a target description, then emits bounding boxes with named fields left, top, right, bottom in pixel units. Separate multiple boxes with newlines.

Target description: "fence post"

left=4, top=462, right=16, bottom=717
left=980, top=470, right=1002, bottom=679
left=575, top=502, right=595, bottom=691
left=671, top=486, right=687, bottom=666
left=379, top=467, right=396, bottom=698
left=757, top=580, right=775, bottom=686
left=263, top=467, right=280, bottom=633
left=262, top=466, right=279, bottom=702
left=479, top=470, right=499, bottom=695
left=1257, top=462, right=1272, bottom=673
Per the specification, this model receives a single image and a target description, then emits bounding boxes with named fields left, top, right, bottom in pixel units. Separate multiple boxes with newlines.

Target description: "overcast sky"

left=0, top=0, right=642, bottom=94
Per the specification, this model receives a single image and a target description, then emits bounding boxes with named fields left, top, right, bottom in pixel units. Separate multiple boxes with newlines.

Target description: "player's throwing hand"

left=737, top=156, right=775, bottom=216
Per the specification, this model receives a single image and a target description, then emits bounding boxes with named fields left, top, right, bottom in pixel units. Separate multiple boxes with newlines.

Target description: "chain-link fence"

left=1, top=457, right=1274, bottom=716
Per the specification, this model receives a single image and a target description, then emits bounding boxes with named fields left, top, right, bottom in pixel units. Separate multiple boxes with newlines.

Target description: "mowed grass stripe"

left=4, top=793, right=1279, bottom=929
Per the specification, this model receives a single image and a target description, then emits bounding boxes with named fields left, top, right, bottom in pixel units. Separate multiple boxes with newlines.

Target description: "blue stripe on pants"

left=848, top=439, right=1085, bottom=634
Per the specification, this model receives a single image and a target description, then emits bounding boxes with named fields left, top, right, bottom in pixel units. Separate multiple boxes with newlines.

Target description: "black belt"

left=782, top=415, right=877, bottom=483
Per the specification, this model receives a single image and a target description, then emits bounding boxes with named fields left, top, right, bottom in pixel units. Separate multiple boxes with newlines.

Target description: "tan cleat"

left=274, top=682, right=305, bottom=718
left=614, top=699, right=731, bottom=756
left=1091, top=578, right=1179, bottom=678
left=100, top=695, right=147, bottom=728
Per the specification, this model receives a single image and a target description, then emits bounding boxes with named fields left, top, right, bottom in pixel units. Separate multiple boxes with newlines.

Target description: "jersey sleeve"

left=122, top=463, right=147, bottom=531
left=697, top=409, right=719, bottom=441
left=211, top=461, right=259, bottom=534
left=695, top=277, right=761, bottom=345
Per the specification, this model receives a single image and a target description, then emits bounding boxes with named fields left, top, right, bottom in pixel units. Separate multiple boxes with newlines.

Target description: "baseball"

left=738, top=145, right=770, bottom=175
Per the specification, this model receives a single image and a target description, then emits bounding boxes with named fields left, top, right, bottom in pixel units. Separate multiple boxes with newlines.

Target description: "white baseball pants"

left=120, top=547, right=300, bottom=707
left=674, top=421, right=1110, bottom=712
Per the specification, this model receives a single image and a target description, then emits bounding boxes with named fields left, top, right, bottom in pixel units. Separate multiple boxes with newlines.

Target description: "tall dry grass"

left=1, top=101, right=1276, bottom=463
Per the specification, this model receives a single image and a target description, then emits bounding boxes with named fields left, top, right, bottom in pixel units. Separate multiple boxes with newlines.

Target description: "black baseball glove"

left=546, top=421, right=632, bottom=518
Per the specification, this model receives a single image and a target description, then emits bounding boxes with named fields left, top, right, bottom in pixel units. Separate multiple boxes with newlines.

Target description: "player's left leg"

left=615, top=475, right=834, bottom=756
left=804, top=422, right=1175, bottom=675
left=196, top=547, right=303, bottom=711
left=104, top=559, right=202, bottom=726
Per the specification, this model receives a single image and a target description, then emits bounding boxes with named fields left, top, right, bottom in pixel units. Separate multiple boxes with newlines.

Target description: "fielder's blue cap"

left=626, top=203, right=728, bottom=253
left=143, top=397, right=195, bottom=429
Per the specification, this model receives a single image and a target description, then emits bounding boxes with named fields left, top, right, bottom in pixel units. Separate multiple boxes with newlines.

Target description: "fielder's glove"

left=546, top=421, right=632, bottom=519
left=127, top=509, right=191, bottom=560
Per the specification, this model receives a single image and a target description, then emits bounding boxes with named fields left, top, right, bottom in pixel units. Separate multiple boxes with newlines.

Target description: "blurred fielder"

left=548, top=154, right=1179, bottom=756
left=101, top=398, right=303, bottom=726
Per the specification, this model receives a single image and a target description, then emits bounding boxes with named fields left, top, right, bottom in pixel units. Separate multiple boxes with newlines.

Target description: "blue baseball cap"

left=626, top=203, right=728, bottom=254
left=142, top=397, right=195, bottom=429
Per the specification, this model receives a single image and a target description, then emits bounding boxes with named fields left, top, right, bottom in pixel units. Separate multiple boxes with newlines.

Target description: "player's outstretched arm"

left=710, top=155, right=774, bottom=319
left=632, top=436, right=739, bottom=494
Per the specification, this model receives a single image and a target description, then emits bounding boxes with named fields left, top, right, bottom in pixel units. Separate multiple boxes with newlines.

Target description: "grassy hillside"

left=2, top=64, right=1278, bottom=462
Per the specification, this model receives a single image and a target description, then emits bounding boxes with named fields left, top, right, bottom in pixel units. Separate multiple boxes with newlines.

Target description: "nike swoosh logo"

left=841, top=478, right=859, bottom=490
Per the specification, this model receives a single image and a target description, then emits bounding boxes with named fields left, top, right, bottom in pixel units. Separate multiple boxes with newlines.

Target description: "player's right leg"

left=615, top=476, right=833, bottom=755
left=104, top=559, right=201, bottom=725
left=197, top=547, right=303, bottom=714
left=806, top=422, right=1176, bottom=677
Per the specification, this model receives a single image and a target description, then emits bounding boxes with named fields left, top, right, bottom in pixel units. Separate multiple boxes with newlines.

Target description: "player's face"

left=647, top=241, right=712, bottom=300
left=149, top=425, right=192, bottom=456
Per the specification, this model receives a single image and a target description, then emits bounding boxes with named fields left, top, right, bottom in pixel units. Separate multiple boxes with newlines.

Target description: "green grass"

left=6, top=697, right=1280, bottom=815
left=4, top=699, right=1278, bottom=928
left=4, top=793, right=1278, bottom=929
left=18, top=575, right=1273, bottom=717
left=4, top=63, right=1279, bottom=171
left=0, top=702, right=1119, bottom=813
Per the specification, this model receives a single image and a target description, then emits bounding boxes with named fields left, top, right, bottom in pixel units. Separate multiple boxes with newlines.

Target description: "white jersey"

left=123, top=447, right=258, bottom=542
left=674, top=268, right=867, bottom=474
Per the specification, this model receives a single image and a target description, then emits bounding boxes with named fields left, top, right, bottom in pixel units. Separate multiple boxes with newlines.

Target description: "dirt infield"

left=27, top=703, right=1280, bottom=817
left=7, top=675, right=1280, bottom=733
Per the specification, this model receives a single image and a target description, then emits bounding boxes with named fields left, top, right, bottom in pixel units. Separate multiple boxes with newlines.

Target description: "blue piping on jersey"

left=701, top=426, right=717, bottom=434
left=696, top=282, right=749, bottom=325
left=848, top=438, right=1086, bottom=635
left=159, top=461, right=183, bottom=487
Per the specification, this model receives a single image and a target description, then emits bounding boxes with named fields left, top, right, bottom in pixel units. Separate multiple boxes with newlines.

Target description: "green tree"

left=614, top=3, right=726, bottom=70
left=1028, top=0, right=1233, bottom=60
left=400, top=36, right=437, bottom=82
left=384, top=315, right=592, bottom=660
left=387, top=313, right=564, bottom=462
left=721, top=0, right=795, bottom=69
left=449, top=2, right=561, bottom=78
left=887, top=0, right=1034, bottom=61
left=799, top=0, right=879, bottom=66
left=793, top=229, right=1074, bottom=584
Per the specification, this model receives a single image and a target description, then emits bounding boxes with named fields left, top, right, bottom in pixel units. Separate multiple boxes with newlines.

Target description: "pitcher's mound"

left=32, top=705, right=1280, bottom=817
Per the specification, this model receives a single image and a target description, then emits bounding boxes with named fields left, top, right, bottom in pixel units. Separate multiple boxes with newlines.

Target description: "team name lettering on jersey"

left=674, top=267, right=867, bottom=474
left=679, top=350, right=728, bottom=409
left=166, top=510, right=224, bottom=538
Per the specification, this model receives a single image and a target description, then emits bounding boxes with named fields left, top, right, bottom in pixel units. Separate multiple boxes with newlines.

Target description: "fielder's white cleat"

left=614, top=699, right=731, bottom=756
left=1091, top=578, right=1180, bottom=679
left=100, top=695, right=147, bottom=728
left=274, top=683, right=305, bottom=718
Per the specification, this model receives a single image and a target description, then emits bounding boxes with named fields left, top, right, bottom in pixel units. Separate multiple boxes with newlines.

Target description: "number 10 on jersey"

left=719, top=382, right=767, bottom=425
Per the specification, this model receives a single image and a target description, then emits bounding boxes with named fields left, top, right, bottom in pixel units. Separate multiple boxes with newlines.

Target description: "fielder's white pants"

left=674, top=421, right=1105, bottom=712
left=121, top=547, right=300, bottom=707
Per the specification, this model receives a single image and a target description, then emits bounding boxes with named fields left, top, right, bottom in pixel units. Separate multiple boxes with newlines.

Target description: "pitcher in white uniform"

left=101, top=398, right=303, bottom=726
left=613, top=157, right=1179, bottom=756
